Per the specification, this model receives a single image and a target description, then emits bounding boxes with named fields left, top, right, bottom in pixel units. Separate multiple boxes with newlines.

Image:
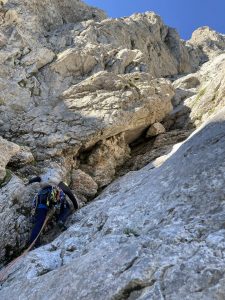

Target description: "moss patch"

left=0, top=98, right=5, bottom=106
left=195, top=87, right=206, bottom=103
left=123, top=228, right=140, bottom=237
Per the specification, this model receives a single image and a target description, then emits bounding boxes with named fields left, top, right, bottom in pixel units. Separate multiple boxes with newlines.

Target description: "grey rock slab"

left=1, top=109, right=225, bottom=299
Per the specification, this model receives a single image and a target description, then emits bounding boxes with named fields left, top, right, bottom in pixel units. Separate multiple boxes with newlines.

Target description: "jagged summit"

left=189, top=26, right=225, bottom=58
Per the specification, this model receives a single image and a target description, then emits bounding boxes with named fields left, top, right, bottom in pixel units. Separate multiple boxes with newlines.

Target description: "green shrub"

left=123, top=227, right=140, bottom=237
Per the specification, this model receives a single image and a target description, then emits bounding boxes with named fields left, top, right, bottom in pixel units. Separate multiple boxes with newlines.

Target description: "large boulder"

left=71, top=169, right=98, bottom=200
left=146, top=122, right=166, bottom=137
left=80, top=133, right=131, bottom=188
left=61, top=71, right=173, bottom=146
left=0, top=106, right=225, bottom=300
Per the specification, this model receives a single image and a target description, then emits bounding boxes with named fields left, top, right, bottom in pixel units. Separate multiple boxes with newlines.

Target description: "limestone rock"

left=187, top=54, right=225, bottom=126
left=0, top=0, right=224, bottom=178
left=71, top=169, right=98, bottom=199
left=2, top=0, right=106, bottom=33
left=167, top=53, right=225, bottom=129
left=51, top=47, right=97, bottom=77
left=119, top=129, right=192, bottom=175
left=0, top=32, right=7, bottom=47
left=21, top=48, right=55, bottom=74
left=61, top=71, right=173, bottom=148
left=11, top=70, right=172, bottom=163
left=189, top=26, right=225, bottom=59
left=80, top=133, right=131, bottom=188
left=103, top=48, right=147, bottom=74
left=146, top=122, right=166, bottom=137
left=73, top=12, right=197, bottom=77
left=8, top=146, right=34, bottom=167
left=0, top=2, right=225, bottom=295
left=0, top=78, right=32, bottom=111
left=0, top=175, right=33, bottom=264
left=1, top=108, right=225, bottom=300
left=0, top=137, right=20, bottom=181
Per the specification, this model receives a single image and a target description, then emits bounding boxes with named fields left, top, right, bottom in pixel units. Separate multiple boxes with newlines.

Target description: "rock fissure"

left=112, top=279, right=157, bottom=300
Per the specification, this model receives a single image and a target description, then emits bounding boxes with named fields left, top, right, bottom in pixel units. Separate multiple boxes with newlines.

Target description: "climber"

left=27, top=172, right=79, bottom=248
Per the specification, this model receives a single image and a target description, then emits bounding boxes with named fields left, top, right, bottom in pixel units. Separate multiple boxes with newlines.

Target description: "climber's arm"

left=28, top=176, right=42, bottom=185
left=58, top=182, right=79, bottom=210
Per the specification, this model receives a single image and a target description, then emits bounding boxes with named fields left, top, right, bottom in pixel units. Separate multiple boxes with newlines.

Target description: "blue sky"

left=85, top=0, right=225, bottom=40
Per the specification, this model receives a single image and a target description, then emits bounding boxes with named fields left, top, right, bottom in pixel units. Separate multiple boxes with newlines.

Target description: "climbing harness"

left=32, top=186, right=66, bottom=215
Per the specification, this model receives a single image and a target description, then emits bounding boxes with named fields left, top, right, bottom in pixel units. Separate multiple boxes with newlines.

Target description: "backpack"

left=32, top=185, right=66, bottom=216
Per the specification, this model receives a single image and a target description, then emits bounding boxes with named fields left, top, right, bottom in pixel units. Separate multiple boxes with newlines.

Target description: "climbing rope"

left=0, top=208, right=55, bottom=283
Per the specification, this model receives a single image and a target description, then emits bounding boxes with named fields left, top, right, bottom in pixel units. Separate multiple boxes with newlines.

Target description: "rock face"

left=0, top=175, right=33, bottom=265
left=1, top=0, right=189, bottom=184
left=118, top=129, right=192, bottom=175
left=79, top=132, right=131, bottom=188
left=1, top=109, right=225, bottom=300
left=0, top=0, right=224, bottom=184
left=0, top=137, right=20, bottom=181
left=8, top=146, right=34, bottom=168
left=0, top=0, right=225, bottom=299
left=189, top=26, right=225, bottom=59
left=166, top=53, right=225, bottom=129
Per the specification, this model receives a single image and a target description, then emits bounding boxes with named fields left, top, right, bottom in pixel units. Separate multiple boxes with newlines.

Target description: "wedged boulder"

left=146, top=122, right=166, bottom=137
left=6, top=70, right=173, bottom=165
left=80, top=133, right=131, bottom=188
left=61, top=71, right=174, bottom=148
left=0, top=137, right=20, bottom=181
left=71, top=169, right=98, bottom=201
left=1, top=107, right=225, bottom=300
